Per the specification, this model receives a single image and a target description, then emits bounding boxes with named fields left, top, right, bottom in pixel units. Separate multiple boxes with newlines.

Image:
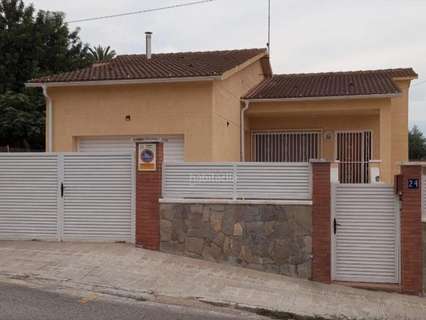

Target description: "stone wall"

left=160, top=203, right=312, bottom=278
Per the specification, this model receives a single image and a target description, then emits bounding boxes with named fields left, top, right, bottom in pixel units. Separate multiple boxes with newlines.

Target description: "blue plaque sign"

left=408, top=178, right=419, bottom=189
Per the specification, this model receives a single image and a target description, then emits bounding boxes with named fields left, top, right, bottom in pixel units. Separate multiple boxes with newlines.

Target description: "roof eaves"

left=25, top=75, right=223, bottom=88
left=391, top=76, right=418, bottom=81
left=242, top=92, right=401, bottom=103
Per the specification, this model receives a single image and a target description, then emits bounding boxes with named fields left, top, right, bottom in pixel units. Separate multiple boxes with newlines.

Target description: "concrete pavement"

left=0, top=241, right=425, bottom=320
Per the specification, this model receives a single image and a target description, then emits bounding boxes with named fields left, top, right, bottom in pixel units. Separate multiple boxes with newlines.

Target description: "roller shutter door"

left=79, top=136, right=184, bottom=162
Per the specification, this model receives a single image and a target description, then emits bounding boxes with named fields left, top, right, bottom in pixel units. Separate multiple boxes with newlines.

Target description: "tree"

left=409, top=125, right=426, bottom=160
left=0, top=0, right=93, bottom=149
left=87, top=45, right=116, bottom=63
left=0, top=91, right=44, bottom=149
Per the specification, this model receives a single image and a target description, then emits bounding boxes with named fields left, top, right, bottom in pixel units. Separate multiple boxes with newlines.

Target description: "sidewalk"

left=0, top=241, right=425, bottom=320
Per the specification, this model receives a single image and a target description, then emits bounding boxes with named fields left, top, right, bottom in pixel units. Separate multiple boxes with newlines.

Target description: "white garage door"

left=78, top=136, right=184, bottom=162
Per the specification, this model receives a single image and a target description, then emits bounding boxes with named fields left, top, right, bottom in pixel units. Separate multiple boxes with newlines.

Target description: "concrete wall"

left=212, top=60, right=265, bottom=161
left=247, top=83, right=412, bottom=184
left=47, top=58, right=266, bottom=162
left=48, top=82, right=214, bottom=161
left=248, top=113, right=381, bottom=161
left=159, top=203, right=312, bottom=278
left=391, top=80, right=410, bottom=177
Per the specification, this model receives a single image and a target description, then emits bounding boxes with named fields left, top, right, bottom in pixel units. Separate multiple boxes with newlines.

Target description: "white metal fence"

left=0, top=153, right=135, bottom=242
left=162, top=162, right=312, bottom=200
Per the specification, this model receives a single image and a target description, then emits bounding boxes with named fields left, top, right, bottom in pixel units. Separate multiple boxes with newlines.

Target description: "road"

left=0, top=282, right=262, bottom=320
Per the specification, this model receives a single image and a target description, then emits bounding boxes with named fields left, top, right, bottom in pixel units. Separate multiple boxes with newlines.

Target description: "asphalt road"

left=0, top=282, right=261, bottom=320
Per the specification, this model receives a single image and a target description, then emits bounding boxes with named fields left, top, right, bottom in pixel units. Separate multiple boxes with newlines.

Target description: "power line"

left=67, top=0, right=215, bottom=24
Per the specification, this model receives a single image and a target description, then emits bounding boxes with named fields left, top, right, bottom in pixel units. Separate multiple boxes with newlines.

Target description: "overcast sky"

left=30, top=0, right=426, bottom=131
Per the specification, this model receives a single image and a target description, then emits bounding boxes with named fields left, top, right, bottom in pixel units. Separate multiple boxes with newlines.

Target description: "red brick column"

left=136, top=143, right=163, bottom=250
left=400, top=165, right=423, bottom=295
left=311, top=161, right=331, bottom=283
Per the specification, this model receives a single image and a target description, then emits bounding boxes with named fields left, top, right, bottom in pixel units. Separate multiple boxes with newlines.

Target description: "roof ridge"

left=117, top=48, right=267, bottom=58
left=273, top=67, right=417, bottom=78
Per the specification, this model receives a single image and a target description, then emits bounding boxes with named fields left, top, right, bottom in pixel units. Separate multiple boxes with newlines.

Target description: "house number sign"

left=408, top=178, right=419, bottom=190
left=138, top=143, right=157, bottom=171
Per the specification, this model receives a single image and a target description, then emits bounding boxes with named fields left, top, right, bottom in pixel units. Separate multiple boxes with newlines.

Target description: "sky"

left=30, top=0, right=426, bottom=131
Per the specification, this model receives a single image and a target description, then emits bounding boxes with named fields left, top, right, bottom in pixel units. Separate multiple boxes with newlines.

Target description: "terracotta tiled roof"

left=29, top=48, right=268, bottom=83
left=244, top=68, right=418, bottom=100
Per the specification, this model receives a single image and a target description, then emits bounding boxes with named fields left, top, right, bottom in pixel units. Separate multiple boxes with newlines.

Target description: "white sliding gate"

left=0, top=153, right=135, bottom=242
left=332, top=183, right=400, bottom=283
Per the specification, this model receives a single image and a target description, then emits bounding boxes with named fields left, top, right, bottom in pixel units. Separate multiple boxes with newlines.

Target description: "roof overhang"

left=242, top=93, right=401, bottom=103
left=25, top=75, right=223, bottom=88
left=392, top=76, right=418, bottom=81
left=26, top=50, right=269, bottom=88
left=221, top=52, right=268, bottom=80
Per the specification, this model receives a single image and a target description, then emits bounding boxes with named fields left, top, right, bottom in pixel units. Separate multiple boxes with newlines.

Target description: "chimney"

left=145, top=32, right=152, bottom=59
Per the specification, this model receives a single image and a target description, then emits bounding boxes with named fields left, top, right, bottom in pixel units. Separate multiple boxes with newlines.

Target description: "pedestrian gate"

left=0, top=153, right=135, bottom=242
left=332, top=183, right=400, bottom=283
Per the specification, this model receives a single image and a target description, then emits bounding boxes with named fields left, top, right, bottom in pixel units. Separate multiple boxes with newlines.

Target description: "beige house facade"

left=28, top=47, right=417, bottom=184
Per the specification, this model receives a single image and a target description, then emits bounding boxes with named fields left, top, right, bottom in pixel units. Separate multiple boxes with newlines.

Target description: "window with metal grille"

left=251, top=131, right=322, bottom=162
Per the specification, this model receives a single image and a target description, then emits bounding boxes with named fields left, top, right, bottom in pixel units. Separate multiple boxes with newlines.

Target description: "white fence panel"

left=162, top=162, right=311, bottom=200
left=163, top=163, right=235, bottom=199
left=236, top=163, right=311, bottom=200
left=0, top=154, right=59, bottom=240
left=333, top=183, right=399, bottom=283
left=63, top=153, right=134, bottom=242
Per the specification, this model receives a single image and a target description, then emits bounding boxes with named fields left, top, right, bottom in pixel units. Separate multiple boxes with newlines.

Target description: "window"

left=251, top=131, right=322, bottom=162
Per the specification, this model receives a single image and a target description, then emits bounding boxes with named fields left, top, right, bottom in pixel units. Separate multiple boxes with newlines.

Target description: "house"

left=28, top=46, right=272, bottom=163
left=242, top=69, right=417, bottom=184
left=27, top=36, right=417, bottom=185
left=20, top=37, right=426, bottom=295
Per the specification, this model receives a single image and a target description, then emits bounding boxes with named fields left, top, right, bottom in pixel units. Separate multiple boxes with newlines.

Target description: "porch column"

left=379, top=105, right=392, bottom=184
left=136, top=143, right=163, bottom=250
left=400, top=164, right=423, bottom=295
left=311, top=160, right=331, bottom=283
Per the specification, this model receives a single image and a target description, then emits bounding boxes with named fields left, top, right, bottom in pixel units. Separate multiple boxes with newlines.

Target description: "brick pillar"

left=136, top=143, right=163, bottom=250
left=400, top=165, right=423, bottom=295
left=311, top=161, right=331, bottom=283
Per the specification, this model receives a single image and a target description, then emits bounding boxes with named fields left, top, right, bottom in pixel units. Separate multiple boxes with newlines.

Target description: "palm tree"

left=87, top=45, right=116, bottom=63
